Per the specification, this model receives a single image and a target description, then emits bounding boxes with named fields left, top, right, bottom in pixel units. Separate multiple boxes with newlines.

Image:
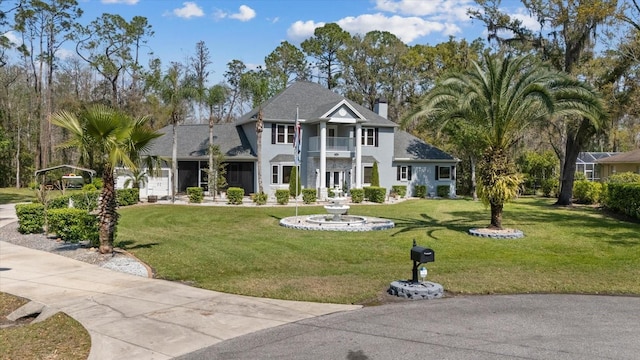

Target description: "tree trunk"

left=490, top=202, right=503, bottom=229
left=208, top=114, right=215, bottom=200
left=171, top=122, right=178, bottom=203
left=556, top=118, right=594, bottom=205
left=98, top=167, right=117, bottom=254
left=256, top=109, right=264, bottom=194
left=470, top=155, right=477, bottom=201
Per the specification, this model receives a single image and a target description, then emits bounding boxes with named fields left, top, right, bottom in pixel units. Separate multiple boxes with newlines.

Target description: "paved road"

left=178, top=294, right=640, bottom=360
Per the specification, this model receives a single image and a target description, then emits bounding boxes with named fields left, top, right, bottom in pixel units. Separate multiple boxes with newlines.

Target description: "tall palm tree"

left=149, top=63, right=196, bottom=203
left=407, top=54, right=604, bottom=229
left=204, top=84, right=227, bottom=200
left=51, top=105, right=162, bottom=253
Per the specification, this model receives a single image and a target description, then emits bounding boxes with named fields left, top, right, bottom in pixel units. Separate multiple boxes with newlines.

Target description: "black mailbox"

left=411, top=246, right=435, bottom=263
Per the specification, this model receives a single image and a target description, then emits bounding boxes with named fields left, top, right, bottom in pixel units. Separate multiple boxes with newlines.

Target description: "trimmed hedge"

left=350, top=188, right=364, bottom=203
left=603, top=183, right=640, bottom=219
left=187, top=187, right=204, bottom=203
left=15, top=203, right=45, bottom=234
left=47, top=208, right=99, bottom=245
left=414, top=185, right=427, bottom=198
left=391, top=185, right=407, bottom=198
left=573, top=180, right=602, bottom=204
left=252, top=192, right=267, bottom=205
left=117, top=188, right=139, bottom=206
left=227, top=187, right=244, bottom=205
left=275, top=189, right=290, bottom=205
left=364, top=186, right=386, bottom=203
left=437, top=185, right=450, bottom=198
left=302, top=188, right=317, bottom=204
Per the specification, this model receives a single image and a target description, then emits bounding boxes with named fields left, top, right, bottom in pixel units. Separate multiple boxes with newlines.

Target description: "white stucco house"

left=119, top=81, right=458, bottom=200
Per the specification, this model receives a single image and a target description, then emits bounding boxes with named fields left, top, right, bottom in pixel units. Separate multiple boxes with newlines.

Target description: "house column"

left=355, top=124, right=362, bottom=188
left=319, top=122, right=327, bottom=199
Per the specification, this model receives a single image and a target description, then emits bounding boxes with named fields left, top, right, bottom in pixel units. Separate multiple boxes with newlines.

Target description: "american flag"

left=293, top=107, right=301, bottom=166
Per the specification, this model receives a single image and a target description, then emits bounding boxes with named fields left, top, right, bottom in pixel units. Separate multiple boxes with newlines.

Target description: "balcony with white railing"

left=308, top=136, right=355, bottom=156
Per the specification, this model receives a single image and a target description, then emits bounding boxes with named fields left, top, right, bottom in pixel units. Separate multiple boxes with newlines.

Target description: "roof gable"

left=237, top=81, right=397, bottom=127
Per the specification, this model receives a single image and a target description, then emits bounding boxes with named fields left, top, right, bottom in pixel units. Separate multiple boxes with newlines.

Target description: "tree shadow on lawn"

left=116, top=240, right=160, bottom=250
left=389, top=201, right=640, bottom=245
left=390, top=212, right=483, bottom=240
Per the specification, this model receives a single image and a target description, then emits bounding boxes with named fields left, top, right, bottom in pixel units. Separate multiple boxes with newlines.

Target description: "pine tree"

left=372, top=162, right=380, bottom=187
left=289, top=166, right=301, bottom=197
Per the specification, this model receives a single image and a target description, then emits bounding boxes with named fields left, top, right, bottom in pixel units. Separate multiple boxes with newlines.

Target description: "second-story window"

left=276, top=124, right=295, bottom=144
left=361, top=128, right=378, bottom=146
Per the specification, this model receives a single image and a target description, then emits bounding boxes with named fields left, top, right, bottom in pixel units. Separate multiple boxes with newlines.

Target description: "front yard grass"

left=117, top=197, right=640, bottom=304
left=0, top=292, right=91, bottom=359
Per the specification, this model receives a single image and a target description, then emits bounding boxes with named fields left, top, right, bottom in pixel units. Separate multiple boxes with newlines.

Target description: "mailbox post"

left=410, top=239, right=434, bottom=283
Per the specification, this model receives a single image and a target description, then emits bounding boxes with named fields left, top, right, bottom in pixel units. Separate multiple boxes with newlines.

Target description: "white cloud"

left=287, top=20, right=325, bottom=42
left=101, top=0, right=139, bottom=4
left=56, top=48, right=76, bottom=60
left=374, top=0, right=475, bottom=21
left=229, top=5, right=256, bottom=22
left=173, top=2, right=204, bottom=19
left=510, top=9, right=541, bottom=32
left=287, top=0, right=476, bottom=45
left=3, top=31, right=20, bottom=46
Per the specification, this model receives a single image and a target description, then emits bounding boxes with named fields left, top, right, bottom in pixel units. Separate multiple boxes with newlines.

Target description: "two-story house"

left=127, top=81, right=458, bottom=200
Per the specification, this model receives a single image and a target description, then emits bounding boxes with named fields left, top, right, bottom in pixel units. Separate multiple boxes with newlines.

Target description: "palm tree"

left=407, top=54, right=604, bottom=229
left=51, top=105, right=162, bottom=253
left=241, top=68, right=270, bottom=195
left=148, top=62, right=196, bottom=203
left=204, top=84, right=227, bottom=200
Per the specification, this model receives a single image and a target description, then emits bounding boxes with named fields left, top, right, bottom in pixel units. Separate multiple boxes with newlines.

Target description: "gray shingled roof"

left=394, top=130, right=457, bottom=161
left=145, top=123, right=255, bottom=160
left=237, top=81, right=397, bottom=127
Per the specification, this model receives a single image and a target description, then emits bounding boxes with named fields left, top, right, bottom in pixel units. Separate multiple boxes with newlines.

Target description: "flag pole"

left=295, top=105, right=300, bottom=222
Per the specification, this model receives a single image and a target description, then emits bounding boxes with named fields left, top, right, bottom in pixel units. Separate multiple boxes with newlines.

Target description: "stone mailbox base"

left=388, top=280, right=443, bottom=300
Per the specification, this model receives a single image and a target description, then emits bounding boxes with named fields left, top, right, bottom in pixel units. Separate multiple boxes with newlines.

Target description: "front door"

left=325, top=170, right=344, bottom=190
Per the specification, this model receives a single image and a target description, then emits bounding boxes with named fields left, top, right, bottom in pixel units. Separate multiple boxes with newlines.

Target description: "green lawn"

left=117, top=198, right=640, bottom=304
left=0, top=188, right=37, bottom=204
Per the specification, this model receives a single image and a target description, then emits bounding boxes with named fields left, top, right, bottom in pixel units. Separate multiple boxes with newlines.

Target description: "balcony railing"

left=308, top=136, right=354, bottom=152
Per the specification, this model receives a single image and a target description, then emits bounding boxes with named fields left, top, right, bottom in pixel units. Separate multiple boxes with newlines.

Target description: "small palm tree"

left=408, top=54, right=604, bottom=229
left=51, top=105, right=162, bottom=253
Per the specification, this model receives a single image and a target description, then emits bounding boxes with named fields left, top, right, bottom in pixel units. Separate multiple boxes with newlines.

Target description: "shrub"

left=71, top=191, right=100, bottom=210
left=437, top=185, right=450, bottom=198
left=607, top=172, right=640, bottom=184
left=275, top=189, right=290, bottom=205
left=253, top=192, right=267, bottom=205
left=92, top=178, right=104, bottom=189
left=288, top=167, right=301, bottom=197
left=350, top=188, right=364, bottom=203
left=371, top=162, right=380, bottom=187
left=227, top=187, right=244, bottom=205
left=573, top=180, right=602, bottom=204
left=15, top=203, right=45, bottom=234
left=47, top=208, right=99, bottom=245
left=541, top=178, right=559, bottom=197
left=302, top=188, right=317, bottom=204
left=391, top=185, right=407, bottom=198
left=117, top=188, right=139, bottom=206
left=328, top=188, right=335, bottom=198
left=48, top=195, right=72, bottom=209
left=414, top=185, right=427, bottom=198
left=364, top=186, right=386, bottom=203
left=603, top=183, right=640, bottom=219
left=187, top=187, right=204, bottom=203
left=82, top=183, right=97, bottom=192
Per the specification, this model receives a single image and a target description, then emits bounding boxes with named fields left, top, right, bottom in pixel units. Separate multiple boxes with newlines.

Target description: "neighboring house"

left=595, top=149, right=640, bottom=180
left=576, top=152, right=618, bottom=181
left=123, top=81, right=458, bottom=199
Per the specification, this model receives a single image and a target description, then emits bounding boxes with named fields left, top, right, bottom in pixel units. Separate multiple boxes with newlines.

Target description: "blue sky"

left=71, top=0, right=535, bottom=84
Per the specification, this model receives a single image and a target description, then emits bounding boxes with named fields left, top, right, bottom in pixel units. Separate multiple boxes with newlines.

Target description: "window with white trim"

left=276, top=124, right=295, bottom=144
left=435, top=166, right=451, bottom=180
left=397, top=165, right=412, bottom=181
left=361, top=128, right=377, bottom=146
left=271, top=164, right=294, bottom=184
